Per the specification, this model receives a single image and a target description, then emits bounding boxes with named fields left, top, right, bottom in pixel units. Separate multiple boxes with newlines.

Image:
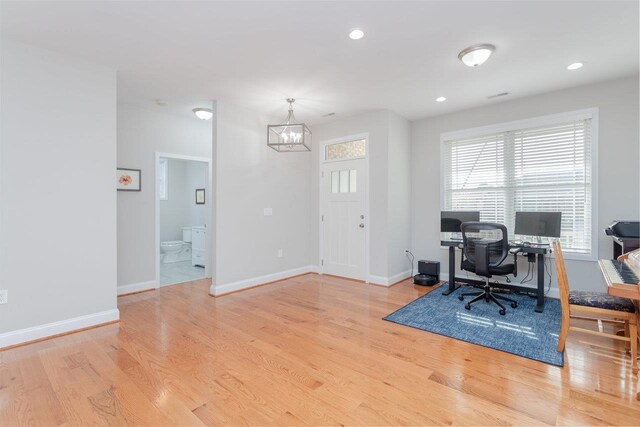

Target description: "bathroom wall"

left=160, top=159, right=208, bottom=242
left=117, top=104, right=212, bottom=292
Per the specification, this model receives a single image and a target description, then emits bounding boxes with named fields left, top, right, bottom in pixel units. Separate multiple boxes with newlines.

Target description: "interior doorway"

left=155, top=152, right=212, bottom=287
left=319, top=135, right=370, bottom=281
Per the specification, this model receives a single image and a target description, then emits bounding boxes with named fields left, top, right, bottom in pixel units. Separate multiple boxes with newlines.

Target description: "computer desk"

left=440, top=239, right=550, bottom=313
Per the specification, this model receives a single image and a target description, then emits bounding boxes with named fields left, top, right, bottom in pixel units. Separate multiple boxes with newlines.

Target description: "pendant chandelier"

left=267, top=98, right=311, bottom=152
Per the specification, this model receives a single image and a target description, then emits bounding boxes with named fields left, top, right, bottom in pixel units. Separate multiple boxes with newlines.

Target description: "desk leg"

left=442, top=246, right=460, bottom=295
left=535, top=253, right=545, bottom=313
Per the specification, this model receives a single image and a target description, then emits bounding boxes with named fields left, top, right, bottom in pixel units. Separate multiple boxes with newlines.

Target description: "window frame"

left=159, top=158, right=168, bottom=201
left=439, top=108, right=599, bottom=261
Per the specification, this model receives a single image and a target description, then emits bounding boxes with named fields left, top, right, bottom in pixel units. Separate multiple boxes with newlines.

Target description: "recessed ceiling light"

left=435, top=97, right=447, bottom=102
left=192, top=108, right=213, bottom=120
left=458, top=44, right=496, bottom=67
left=567, top=62, right=584, bottom=70
left=349, top=29, right=364, bottom=40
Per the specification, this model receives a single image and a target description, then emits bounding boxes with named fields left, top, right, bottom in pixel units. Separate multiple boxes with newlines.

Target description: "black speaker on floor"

left=414, top=260, right=440, bottom=286
left=418, top=260, right=440, bottom=278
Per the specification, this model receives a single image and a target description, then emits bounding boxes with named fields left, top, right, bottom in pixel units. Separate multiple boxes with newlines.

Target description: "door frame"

left=318, top=133, right=370, bottom=282
left=155, top=152, right=213, bottom=288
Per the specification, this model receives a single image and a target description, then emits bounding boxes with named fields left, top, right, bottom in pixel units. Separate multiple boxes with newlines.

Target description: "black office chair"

left=458, top=222, right=518, bottom=315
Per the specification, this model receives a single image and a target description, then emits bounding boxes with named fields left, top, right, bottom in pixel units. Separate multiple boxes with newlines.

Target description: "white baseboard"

left=0, top=309, right=120, bottom=349
left=368, top=269, right=412, bottom=287
left=117, top=280, right=157, bottom=296
left=212, top=265, right=315, bottom=296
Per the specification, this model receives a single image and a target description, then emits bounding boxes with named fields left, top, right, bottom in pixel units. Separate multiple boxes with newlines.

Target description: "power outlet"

left=404, top=248, right=410, bottom=254
left=277, top=249, right=283, bottom=258
left=0, top=290, right=7, bottom=305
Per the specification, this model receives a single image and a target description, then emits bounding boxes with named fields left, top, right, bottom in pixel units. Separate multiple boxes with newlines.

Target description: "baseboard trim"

left=0, top=309, right=120, bottom=350
left=117, top=280, right=157, bottom=296
left=368, top=270, right=413, bottom=287
left=211, top=266, right=316, bottom=297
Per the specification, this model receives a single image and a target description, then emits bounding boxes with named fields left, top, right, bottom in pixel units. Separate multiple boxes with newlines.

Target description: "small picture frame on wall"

left=195, top=188, right=205, bottom=204
left=117, top=168, right=141, bottom=191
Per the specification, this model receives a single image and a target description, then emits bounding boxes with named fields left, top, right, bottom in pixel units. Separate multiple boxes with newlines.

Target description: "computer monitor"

left=440, top=211, right=480, bottom=232
left=515, top=211, right=562, bottom=238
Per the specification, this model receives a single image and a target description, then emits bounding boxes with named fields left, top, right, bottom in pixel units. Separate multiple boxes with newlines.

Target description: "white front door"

left=321, top=156, right=367, bottom=280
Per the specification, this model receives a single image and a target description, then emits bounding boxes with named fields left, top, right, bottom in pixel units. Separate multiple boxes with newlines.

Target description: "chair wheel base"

left=458, top=295, right=464, bottom=301
left=464, top=304, right=471, bottom=310
left=499, top=309, right=506, bottom=315
left=511, top=302, right=517, bottom=308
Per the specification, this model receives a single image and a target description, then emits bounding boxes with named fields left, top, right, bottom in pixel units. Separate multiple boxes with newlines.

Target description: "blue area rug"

left=384, top=283, right=564, bottom=366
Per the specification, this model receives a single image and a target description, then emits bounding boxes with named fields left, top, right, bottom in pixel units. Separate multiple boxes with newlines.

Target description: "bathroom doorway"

left=155, top=153, right=212, bottom=287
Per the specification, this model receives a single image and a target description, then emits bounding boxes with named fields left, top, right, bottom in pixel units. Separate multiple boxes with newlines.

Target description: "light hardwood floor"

left=1, top=274, right=639, bottom=425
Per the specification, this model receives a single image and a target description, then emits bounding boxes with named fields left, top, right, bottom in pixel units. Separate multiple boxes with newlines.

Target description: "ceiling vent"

left=488, top=92, right=509, bottom=99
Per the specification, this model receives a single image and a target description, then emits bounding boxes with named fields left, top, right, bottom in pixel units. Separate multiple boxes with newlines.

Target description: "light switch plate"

left=0, top=290, right=7, bottom=305
left=264, top=208, right=273, bottom=216
left=277, top=249, right=283, bottom=258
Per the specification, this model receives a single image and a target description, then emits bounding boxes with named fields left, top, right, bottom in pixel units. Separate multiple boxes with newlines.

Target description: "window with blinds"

left=442, top=113, right=594, bottom=256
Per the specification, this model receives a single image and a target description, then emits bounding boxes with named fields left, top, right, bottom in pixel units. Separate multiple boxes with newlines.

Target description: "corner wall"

left=0, top=40, right=118, bottom=346
left=410, top=76, right=640, bottom=293
left=211, top=101, right=313, bottom=295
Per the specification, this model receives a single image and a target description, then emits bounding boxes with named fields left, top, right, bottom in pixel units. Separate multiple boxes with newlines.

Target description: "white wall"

left=0, top=40, right=118, bottom=344
left=387, top=112, right=412, bottom=280
left=411, top=76, right=640, bottom=293
left=212, top=101, right=313, bottom=294
left=310, top=110, right=412, bottom=284
left=117, top=105, right=212, bottom=290
left=160, top=159, right=207, bottom=242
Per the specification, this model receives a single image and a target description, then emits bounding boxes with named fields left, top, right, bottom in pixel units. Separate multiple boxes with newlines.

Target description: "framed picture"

left=195, top=188, right=205, bottom=204
left=117, top=168, right=141, bottom=191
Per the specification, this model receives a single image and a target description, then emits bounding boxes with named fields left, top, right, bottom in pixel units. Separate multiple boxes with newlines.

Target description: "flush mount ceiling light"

left=567, top=62, right=584, bottom=70
left=267, top=98, right=311, bottom=152
left=435, top=96, right=447, bottom=102
left=192, top=108, right=213, bottom=120
left=458, top=44, right=496, bottom=67
left=349, top=29, right=364, bottom=40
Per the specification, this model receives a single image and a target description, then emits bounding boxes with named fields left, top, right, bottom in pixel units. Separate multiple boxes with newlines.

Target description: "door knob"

left=359, top=223, right=365, bottom=228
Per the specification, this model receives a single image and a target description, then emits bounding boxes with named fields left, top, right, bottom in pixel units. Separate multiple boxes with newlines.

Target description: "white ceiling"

left=1, top=0, right=638, bottom=124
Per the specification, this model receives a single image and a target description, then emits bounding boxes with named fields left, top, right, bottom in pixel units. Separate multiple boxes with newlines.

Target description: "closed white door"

left=321, top=154, right=367, bottom=280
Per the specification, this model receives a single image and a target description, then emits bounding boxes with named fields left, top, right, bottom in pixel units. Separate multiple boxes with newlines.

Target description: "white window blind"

left=443, top=117, right=593, bottom=255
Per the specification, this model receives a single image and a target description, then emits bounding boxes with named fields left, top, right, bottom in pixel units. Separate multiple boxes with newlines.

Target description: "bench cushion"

left=569, top=290, right=636, bottom=313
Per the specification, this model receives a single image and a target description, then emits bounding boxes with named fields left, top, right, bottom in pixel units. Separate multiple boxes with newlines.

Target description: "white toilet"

left=160, top=227, right=193, bottom=263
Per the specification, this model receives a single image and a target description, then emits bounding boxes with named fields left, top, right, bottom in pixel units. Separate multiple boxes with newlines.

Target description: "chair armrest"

left=475, top=242, right=490, bottom=277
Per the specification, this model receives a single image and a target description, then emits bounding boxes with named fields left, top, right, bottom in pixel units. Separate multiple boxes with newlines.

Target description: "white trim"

left=440, top=108, right=597, bottom=141
left=211, top=265, right=315, bottom=296
left=0, top=309, right=120, bottom=349
left=439, top=108, right=599, bottom=261
left=117, top=280, right=157, bottom=296
left=155, top=152, right=213, bottom=289
left=368, top=269, right=412, bottom=287
left=318, top=133, right=370, bottom=282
